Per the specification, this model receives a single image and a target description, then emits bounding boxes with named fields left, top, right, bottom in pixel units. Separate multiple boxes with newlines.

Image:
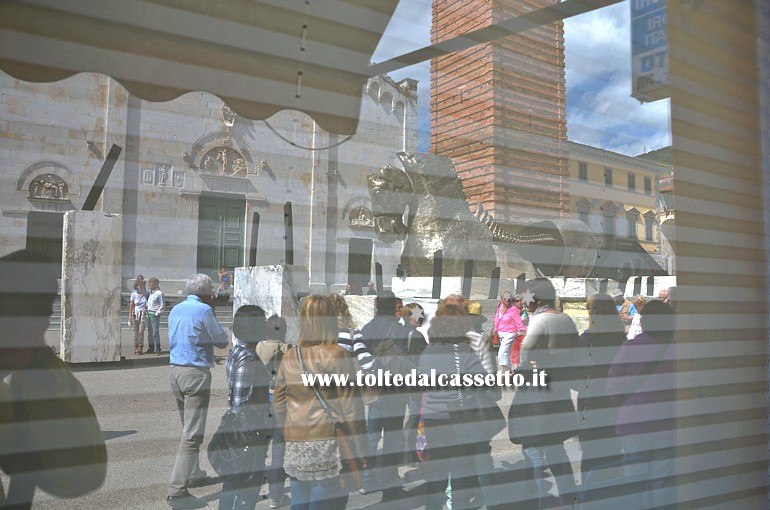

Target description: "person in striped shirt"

left=327, top=293, right=376, bottom=372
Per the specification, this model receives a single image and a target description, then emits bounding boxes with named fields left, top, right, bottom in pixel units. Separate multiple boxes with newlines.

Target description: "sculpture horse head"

left=367, top=163, right=416, bottom=243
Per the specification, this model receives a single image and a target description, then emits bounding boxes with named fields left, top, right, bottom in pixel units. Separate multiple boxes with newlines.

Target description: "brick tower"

left=430, top=0, right=568, bottom=226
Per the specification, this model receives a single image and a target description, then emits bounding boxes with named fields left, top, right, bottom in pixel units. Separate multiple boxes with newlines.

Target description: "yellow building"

left=567, top=142, right=670, bottom=265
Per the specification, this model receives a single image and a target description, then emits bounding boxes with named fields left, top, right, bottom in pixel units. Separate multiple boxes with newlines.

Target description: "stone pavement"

left=25, top=351, right=583, bottom=509
left=33, top=300, right=586, bottom=509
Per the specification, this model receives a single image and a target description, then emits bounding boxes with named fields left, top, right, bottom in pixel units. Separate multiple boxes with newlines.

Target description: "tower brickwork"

left=431, top=0, right=568, bottom=226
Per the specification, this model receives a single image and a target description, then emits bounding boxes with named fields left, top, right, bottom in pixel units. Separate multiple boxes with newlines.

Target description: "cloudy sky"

left=373, top=0, right=671, bottom=157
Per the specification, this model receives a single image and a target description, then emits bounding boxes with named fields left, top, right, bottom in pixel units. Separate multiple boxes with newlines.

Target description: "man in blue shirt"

left=166, top=274, right=229, bottom=509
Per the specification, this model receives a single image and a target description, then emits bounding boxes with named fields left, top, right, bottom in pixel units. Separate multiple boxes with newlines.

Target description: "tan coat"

left=273, top=344, right=366, bottom=457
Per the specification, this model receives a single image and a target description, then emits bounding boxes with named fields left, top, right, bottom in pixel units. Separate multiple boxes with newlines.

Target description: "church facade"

left=0, top=71, right=418, bottom=293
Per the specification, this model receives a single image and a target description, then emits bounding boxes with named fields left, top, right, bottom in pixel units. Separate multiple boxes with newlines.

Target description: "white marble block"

left=343, top=296, right=376, bottom=330
left=391, top=277, right=520, bottom=301
left=233, top=266, right=309, bottom=344
left=61, top=211, right=123, bottom=362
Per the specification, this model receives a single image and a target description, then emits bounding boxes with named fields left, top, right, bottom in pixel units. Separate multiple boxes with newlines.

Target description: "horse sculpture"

left=368, top=152, right=613, bottom=279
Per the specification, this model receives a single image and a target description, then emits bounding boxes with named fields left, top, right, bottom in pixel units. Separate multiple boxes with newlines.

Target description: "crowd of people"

left=158, top=275, right=678, bottom=510
left=0, top=251, right=678, bottom=509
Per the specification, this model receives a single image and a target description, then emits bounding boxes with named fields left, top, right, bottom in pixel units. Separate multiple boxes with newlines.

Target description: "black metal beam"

left=82, top=144, right=122, bottom=211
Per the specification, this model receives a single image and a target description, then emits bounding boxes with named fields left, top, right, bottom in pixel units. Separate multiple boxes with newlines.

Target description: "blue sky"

left=373, top=0, right=671, bottom=157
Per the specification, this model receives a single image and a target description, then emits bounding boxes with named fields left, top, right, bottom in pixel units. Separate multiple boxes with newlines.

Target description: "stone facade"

left=431, top=0, right=568, bottom=226
left=0, top=71, right=417, bottom=293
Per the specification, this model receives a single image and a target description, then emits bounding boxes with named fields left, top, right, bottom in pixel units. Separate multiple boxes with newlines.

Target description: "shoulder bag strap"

left=295, top=346, right=338, bottom=424
left=453, top=343, right=464, bottom=408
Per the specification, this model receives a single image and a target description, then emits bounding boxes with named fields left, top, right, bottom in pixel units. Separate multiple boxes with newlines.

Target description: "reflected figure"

left=607, top=300, right=677, bottom=508
left=255, top=315, right=290, bottom=509
left=273, top=295, right=367, bottom=510
left=359, top=291, right=410, bottom=500
left=578, top=293, right=626, bottom=475
left=517, top=278, right=584, bottom=508
left=129, top=276, right=149, bottom=355
left=419, top=309, right=501, bottom=510
left=0, top=250, right=106, bottom=508
left=218, top=306, right=272, bottom=510
left=166, top=274, right=230, bottom=509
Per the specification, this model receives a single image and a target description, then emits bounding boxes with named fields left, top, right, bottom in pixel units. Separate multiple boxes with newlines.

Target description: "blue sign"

left=631, top=0, right=669, bottom=102
left=631, top=0, right=666, bottom=17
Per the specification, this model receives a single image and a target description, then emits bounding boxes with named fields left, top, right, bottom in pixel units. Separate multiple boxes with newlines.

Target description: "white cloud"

left=376, top=0, right=671, bottom=156
left=565, top=1, right=671, bottom=155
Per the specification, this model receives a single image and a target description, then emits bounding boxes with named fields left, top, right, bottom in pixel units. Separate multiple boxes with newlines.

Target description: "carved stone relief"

left=142, top=165, right=184, bottom=187
left=29, top=173, right=68, bottom=199
left=222, top=105, right=237, bottom=127
left=142, top=169, right=155, bottom=185
left=172, top=169, right=186, bottom=187
left=199, top=147, right=248, bottom=177
left=156, top=164, right=171, bottom=186
left=349, top=205, right=374, bottom=229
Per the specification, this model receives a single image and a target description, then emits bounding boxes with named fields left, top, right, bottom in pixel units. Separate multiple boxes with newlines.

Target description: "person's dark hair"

left=232, top=305, right=266, bottom=345
left=428, top=314, right=471, bottom=344
left=0, top=250, right=58, bottom=318
left=375, top=290, right=397, bottom=316
left=133, top=277, right=145, bottom=290
left=640, top=300, right=676, bottom=342
left=266, top=315, right=287, bottom=341
left=525, top=278, right=557, bottom=307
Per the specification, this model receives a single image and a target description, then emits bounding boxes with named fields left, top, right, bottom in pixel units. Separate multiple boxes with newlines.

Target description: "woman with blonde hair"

left=273, top=295, right=367, bottom=510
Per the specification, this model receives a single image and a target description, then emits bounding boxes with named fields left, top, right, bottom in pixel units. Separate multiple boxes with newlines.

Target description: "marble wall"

left=61, top=211, right=123, bottom=362
left=233, top=265, right=309, bottom=344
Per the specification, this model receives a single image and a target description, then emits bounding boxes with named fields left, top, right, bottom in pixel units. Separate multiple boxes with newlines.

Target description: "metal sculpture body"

left=368, top=152, right=534, bottom=277
left=368, top=152, right=665, bottom=281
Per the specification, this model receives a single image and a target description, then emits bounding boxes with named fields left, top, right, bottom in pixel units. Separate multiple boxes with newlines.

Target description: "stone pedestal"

left=233, top=266, right=309, bottom=344
left=61, top=211, right=123, bottom=362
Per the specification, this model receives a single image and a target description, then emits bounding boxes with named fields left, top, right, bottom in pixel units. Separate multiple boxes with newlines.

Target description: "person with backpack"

left=359, top=291, right=412, bottom=502
left=217, top=306, right=272, bottom=510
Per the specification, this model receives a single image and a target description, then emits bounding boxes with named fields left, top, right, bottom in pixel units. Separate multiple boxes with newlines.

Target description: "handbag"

left=207, top=408, right=262, bottom=477
left=490, top=330, right=501, bottom=348
left=296, top=346, right=364, bottom=491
